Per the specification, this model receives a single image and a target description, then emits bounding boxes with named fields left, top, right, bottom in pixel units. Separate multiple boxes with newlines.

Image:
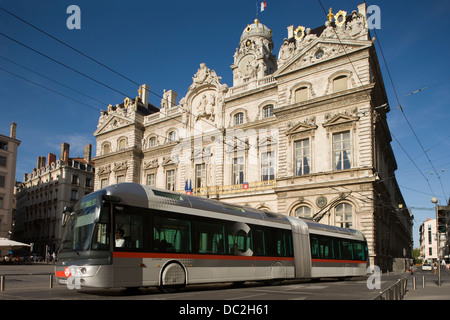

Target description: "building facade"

left=419, top=219, right=439, bottom=263
left=0, top=122, right=21, bottom=240
left=93, top=4, right=412, bottom=271
left=14, top=143, right=94, bottom=255
left=419, top=218, right=448, bottom=263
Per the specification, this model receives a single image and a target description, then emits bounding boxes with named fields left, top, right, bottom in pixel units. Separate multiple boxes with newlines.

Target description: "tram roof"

left=102, top=183, right=291, bottom=225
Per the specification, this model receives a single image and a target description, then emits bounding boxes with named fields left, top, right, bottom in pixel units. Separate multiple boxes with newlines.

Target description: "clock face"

left=239, top=55, right=255, bottom=76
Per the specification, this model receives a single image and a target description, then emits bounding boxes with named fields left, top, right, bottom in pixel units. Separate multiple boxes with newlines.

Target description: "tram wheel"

left=160, top=262, right=186, bottom=293
left=158, top=284, right=184, bottom=293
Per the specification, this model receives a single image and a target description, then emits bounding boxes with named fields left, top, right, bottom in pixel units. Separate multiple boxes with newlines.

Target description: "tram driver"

left=115, top=228, right=126, bottom=247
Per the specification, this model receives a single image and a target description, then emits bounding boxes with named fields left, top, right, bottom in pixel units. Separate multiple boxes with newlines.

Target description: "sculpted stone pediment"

left=113, top=161, right=128, bottom=172
left=144, top=159, right=159, bottom=170
left=94, top=114, right=133, bottom=136
left=286, top=118, right=318, bottom=140
left=179, top=63, right=228, bottom=129
left=162, top=155, right=179, bottom=167
left=287, top=122, right=318, bottom=135
left=277, top=39, right=370, bottom=75
left=322, top=112, right=359, bottom=129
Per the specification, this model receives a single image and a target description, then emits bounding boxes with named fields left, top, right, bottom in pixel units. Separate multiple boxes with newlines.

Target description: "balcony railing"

left=192, top=180, right=276, bottom=196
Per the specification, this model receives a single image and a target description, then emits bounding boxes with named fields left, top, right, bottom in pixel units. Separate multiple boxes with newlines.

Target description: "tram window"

left=267, top=229, right=287, bottom=257
left=194, top=221, right=225, bottom=255
left=114, top=206, right=144, bottom=250
left=353, top=242, right=366, bottom=261
left=340, top=241, right=353, bottom=260
left=251, top=227, right=265, bottom=256
left=319, top=237, right=334, bottom=259
left=310, top=236, right=319, bottom=259
left=228, top=228, right=251, bottom=255
left=91, top=206, right=110, bottom=250
left=153, top=216, right=191, bottom=253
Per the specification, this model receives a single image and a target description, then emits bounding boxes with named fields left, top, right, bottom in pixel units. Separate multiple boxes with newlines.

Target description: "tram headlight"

left=67, top=266, right=99, bottom=277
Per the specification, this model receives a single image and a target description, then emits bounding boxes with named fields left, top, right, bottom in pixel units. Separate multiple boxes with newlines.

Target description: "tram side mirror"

left=102, top=195, right=121, bottom=203
left=61, top=206, right=73, bottom=227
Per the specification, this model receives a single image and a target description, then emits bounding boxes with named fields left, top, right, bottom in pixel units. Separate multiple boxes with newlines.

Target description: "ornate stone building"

left=93, top=4, right=412, bottom=271
left=0, top=122, right=20, bottom=241
left=14, top=143, right=94, bottom=255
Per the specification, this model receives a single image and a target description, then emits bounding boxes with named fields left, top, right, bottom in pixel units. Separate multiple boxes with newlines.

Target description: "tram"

left=55, top=183, right=368, bottom=290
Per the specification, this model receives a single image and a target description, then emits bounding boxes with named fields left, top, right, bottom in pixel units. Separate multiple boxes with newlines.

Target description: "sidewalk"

left=403, top=274, right=450, bottom=300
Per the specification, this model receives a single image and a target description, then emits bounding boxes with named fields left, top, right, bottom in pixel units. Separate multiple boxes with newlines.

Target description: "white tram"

left=55, top=183, right=368, bottom=290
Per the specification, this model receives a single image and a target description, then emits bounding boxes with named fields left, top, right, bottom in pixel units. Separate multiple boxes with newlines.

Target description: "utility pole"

left=431, top=197, right=441, bottom=287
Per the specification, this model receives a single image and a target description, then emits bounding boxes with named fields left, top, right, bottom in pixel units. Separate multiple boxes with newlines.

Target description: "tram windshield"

left=59, top=191, right=110, bottom=253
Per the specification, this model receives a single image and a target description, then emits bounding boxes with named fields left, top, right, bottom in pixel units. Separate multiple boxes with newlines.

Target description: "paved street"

left=2, top=264, right=450, bottom=318
left=0, top=263, right=418, bottom=300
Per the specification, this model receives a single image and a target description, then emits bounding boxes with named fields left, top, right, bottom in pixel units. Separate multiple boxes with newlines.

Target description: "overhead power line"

left=0, top=66, right=101, bottom=112
left=0, top=31, right=130, bottom=98
left=0, top=6, right=141, bottom=88
left=372, top=28, right=447, bottom=201
left=0, top=54, right=109, bottom=106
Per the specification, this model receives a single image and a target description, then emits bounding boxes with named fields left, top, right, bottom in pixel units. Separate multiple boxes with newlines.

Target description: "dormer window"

left=168, top=131, right=178, bottom=142
left=102, top=142, right=111, bottom=155
left=118, top=138, right=126, bottom=151
left=295, top=87, right=308, bottom=103
left=333, top=75, right=348, bottom=93
left=149, top=137, right=157, bottom=147
left=234, top=112, right=244, bottom=125
left=262, top=104, right=274, bottom=118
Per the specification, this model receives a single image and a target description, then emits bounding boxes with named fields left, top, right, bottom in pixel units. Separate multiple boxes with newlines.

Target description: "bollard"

left=413, top=276, right=416, bottom=290
left=0, top=275, right=4, bottom=291
left=49, top=274, right=53, bottom=289
left=423, top=276, right=426, bottom=288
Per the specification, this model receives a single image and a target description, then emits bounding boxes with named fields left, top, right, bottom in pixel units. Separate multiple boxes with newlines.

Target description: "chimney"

left=37, top=156, right=46, bottom=169
left=141, top=84, right=150, bottom=106
left=357, top=3, right=367, bottom=19
left=166, top=90, right=178, bottom=109
left=60, top=142, right=70, bottom=164
left=10, top=122, right=17, bottom=139
left=84, top=144, right=92, bottom=164
left=47, top=153, right=56, bottom=167
left=287, top=25, right=294, bottom=39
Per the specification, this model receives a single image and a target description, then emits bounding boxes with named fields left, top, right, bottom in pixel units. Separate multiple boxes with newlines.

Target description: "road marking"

left=225, top=292, right=266, bottom=300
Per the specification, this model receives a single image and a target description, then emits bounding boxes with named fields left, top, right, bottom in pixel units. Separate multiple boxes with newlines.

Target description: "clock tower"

left=231, top=19, right=277, bottom=86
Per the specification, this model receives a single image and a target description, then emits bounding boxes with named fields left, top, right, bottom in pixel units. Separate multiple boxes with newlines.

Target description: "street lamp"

left=431, top=197, right=441, bottom=287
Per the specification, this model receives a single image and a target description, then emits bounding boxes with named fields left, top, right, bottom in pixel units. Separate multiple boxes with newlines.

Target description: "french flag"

left=260, top=1, right=267, bottom=12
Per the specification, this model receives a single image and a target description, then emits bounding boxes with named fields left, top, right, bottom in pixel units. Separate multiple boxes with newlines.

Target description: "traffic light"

left=437, top=206, right=450, bottom=233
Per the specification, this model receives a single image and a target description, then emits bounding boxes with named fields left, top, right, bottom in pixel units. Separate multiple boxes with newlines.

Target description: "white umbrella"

left=0, top=238, right=31, bottom=250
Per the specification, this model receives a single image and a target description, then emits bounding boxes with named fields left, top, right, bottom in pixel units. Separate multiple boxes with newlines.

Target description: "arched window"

left=295, top=87, right=308, bottom=102
left=102, top=142, right=110, bottom=155
left=335, top=203, right=352, bottom=228
left=295, top=206, right=312, bottom=219
left=168, top=131, right=177, bottom=142
left=149, top=136, right=157, bottom=147
left=262, top=104, right=274, bottom=118
left=118, top=138, right=126, bottom=151
left=333, top=75, right=348, bottom=92
left=234, top=112, right=244, bottom=125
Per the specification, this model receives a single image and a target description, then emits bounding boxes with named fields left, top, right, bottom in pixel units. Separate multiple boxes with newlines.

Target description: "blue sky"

left=1, top=0, right=449, bottom=248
